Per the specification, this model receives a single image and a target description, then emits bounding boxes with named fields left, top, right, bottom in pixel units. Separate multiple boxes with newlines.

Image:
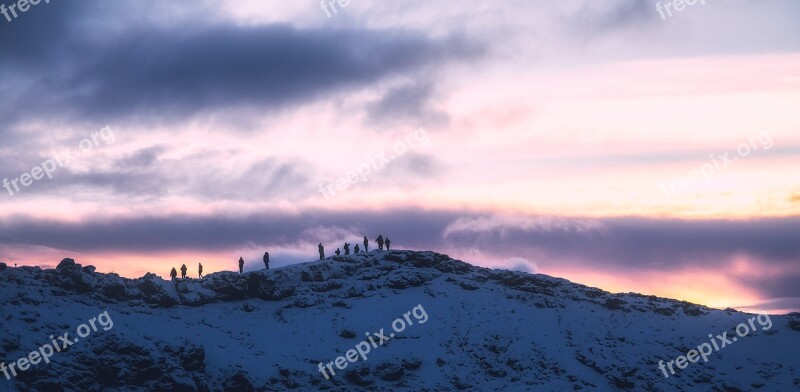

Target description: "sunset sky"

left=1, top=0, right=799, bottom=313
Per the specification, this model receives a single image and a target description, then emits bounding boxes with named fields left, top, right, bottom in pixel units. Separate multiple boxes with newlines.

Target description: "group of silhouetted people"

left=169, top=234, right=394, bottom=280
left=170, top=262, right=204, bottom=280
left=331, top=234, right=392, bottom=257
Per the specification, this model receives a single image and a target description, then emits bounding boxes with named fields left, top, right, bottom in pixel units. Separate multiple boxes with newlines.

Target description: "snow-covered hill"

left=0, top=251, right=797, bottom=391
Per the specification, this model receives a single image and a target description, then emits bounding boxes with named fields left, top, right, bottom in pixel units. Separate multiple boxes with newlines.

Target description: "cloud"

left=366, top=81, right=450, bottom=128
left=2, top=210, right=798, bottom=301
left=443, top=215, right=604, bottom=238
left=114, top=146, right=166, bottom=170
left=381, top=152, right=446, bottom=181
left=0, top=0, right=481, bottom=126
left=506, top=256, right=539, bottom=274
left=566, top=0, right=654, bottom=34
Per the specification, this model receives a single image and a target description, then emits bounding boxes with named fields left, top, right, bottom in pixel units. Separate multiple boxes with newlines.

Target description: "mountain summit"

left=0, top=251, right=797, bottom=391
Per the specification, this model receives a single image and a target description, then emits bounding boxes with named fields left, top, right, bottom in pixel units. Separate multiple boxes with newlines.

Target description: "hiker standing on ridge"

left=385, top=238, right=392, bottom=250
left=335, top=248, right=341, bottom=256
left=170, top=267, right=178, bottom=281
left=354, top=244, right=361, bottom=253
left=238, top=257, right=244, bottom=274
left=318, top=243, right=325, bottom=260
left=198, top=263, right=204, bottom=278
left=363, top=236, right=369, bottom=252
left=376, top=235, right=384, bottom=250
left=344, top=243, right=350, bottom=255
left=263, top=252, right=270, bottom=270
left=180, top=264, right=188, bottom=279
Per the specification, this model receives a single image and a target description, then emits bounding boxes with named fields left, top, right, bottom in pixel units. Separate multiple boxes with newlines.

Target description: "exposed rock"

left=223, top=371, right=254, bottom=392
left=375, top=363, right=405, bottom=381
left=788, top=313, right=800, bottom=331
left=56, top=258, right=76, bottom=269
left=202, top=272, right=249, bottom=300
left=135, top=273, right=181, bottom=307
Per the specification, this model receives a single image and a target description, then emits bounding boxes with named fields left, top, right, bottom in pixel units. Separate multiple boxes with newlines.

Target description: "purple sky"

left=1, top=0, right=799, bottom=313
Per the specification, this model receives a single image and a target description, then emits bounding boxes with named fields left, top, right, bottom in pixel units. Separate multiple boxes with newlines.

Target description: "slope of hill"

left=0, top=251, right=797, bottom=391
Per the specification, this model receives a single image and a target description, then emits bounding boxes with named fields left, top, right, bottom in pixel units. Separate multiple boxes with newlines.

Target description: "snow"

left=0, top=251, right=797, bottom=391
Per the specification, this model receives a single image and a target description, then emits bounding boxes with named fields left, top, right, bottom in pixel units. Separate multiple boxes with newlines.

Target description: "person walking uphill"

left=198, top=262, right=204, bottom=278
left=238, top=257, right=244, bottom=274
left=263, top=251, right=270, bottom=270
left=318, top=243, right=325, bottom=260
left=376, top=235, right=384, bottom=250
left=170, top=267, right=178, bottom=281
left=180, top=264, right=188, bottom=279
left=363, top=236, right=369, bottom=252
left=344, top=243, right=350, bottom=255
left=385, top=237, right=391, bottom=250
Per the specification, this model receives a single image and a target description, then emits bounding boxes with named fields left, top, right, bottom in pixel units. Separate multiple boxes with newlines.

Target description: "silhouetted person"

left=344, top=243, right=350, bottom=255
left=385, top=237, right=391, bottom=250
left=335, top=248, right=341, bottom=256
left=170, top=267, right=178, bottom=281
left=376, top=235, right=384, bottom=250
left=198, top=263, right=204, bottom=278
left=363, top=236, right=369, bottom=252
left=354, top=244, right=360, bottom=253
left=318, top=243, right=325, bottom=260
left=180, top=264, right=188, bottom=279
left=238, top=257, right=244, bottom=274
left=263, top=252, right=270, bottom=270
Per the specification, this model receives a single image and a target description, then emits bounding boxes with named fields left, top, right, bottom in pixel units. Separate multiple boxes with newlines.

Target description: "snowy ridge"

left=0, top=251, right=798, bottom=391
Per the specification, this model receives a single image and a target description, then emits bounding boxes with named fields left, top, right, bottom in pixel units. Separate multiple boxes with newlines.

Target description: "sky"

left=1, top=0, right=799, bottom=314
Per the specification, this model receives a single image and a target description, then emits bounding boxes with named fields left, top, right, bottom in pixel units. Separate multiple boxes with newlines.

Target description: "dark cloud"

left=114, top=146, right=166, bottom=170
left=443, top=216, right=800, bottom=269
left=366, top=81, right=450, bottom=128
left=0, top=0, right=480, bottom=126
left=1, top=211, right=799, bottom=300
left=383, top=152, right=445, bottom=179
left=565, top=0, right=654, bottom=35
left=0, top=153, right=316, bottom=201
left=0, top=209, right=461, bottom=253
left=442, top=215, right=800, bottom=299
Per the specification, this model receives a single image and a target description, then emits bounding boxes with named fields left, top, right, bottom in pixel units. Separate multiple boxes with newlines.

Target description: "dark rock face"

left=202, top=272, right=248, bottom=300
left=788, top=313, right=800, bottom=331
left=98, top=274, right=130, bottom=300
left=45, top=260, right=97, bottom=294
left=375, top=363, right=405, bottom=381
left=246, top=270, right=298, bottom=300
left=300, top=264, right=330, bottom=282
left=135, top=273, right=181, bottom=307
left=604, top=298, right=627, bottom=310
left=56, top=258, right=76, bottom=269
left=223, top=372, right=254, bottom=392
left=12, top=335, right=211, bottom=392
left=0, top=262, right=7, bottom=271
